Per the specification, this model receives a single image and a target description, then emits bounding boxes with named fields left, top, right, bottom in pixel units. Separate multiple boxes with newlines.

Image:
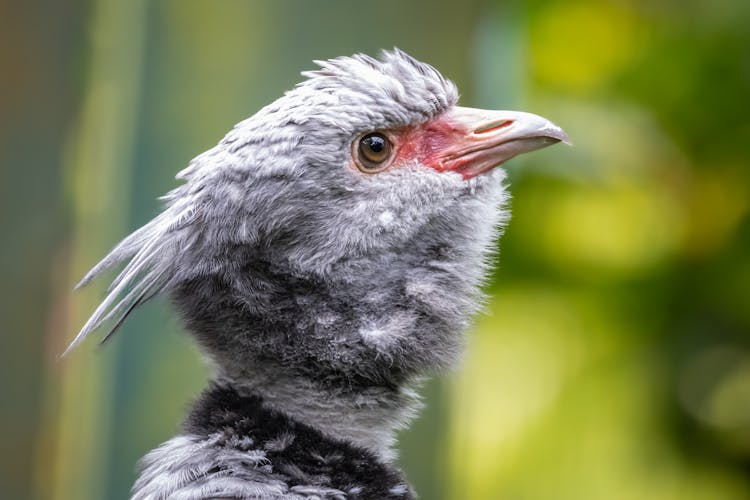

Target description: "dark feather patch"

left=184, top=383, right=415, bottom=499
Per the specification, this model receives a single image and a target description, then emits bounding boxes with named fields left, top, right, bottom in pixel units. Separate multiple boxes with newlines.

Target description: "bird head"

left=69, top=50, right=567, bottom=388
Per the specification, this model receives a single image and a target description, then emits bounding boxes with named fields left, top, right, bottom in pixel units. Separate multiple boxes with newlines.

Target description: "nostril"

left=473, top=119, right=513, bottom=134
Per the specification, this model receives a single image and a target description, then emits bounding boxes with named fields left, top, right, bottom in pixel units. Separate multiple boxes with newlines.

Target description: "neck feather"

left=215, top=365, right=422, bottom=462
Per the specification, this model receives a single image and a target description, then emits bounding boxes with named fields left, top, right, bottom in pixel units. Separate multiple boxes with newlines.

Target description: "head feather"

left=64, top=191, right=200, bottom=355
left=67, top=49, right=460, bottom=354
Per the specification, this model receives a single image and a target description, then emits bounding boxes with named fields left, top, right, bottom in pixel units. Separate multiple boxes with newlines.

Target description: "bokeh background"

left=2, top=0, right=749, bottom=498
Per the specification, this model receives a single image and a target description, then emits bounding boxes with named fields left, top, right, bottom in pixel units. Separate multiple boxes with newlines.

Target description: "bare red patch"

left=390, top=115, right=469, bottom=173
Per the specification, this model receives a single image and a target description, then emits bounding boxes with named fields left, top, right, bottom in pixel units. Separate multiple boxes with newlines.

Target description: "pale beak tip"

left=545, top=122, right=571, bottom=146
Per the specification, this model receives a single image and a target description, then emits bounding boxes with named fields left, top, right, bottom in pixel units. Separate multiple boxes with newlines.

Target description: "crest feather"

left=65, top=196, right=199, bottom=355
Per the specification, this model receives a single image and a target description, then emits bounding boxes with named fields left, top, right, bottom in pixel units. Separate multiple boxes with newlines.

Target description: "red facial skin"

left=391, top=115, right=514, bottom=177
left=392, top=118, right=461, bottom=173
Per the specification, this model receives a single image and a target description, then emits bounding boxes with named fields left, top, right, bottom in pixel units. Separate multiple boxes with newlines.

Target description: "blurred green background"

left=2, top=0, right=749, bottom=499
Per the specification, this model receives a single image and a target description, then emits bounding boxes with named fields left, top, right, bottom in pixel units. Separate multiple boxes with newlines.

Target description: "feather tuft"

left=64, top=193, right=200, bottom=356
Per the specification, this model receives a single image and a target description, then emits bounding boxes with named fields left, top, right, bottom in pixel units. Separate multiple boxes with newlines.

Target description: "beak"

left=426, top=106, right=569, bottom=179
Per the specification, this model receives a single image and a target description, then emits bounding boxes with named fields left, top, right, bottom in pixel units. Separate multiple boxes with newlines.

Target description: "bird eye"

left=355, top=132, right=393, bottom=173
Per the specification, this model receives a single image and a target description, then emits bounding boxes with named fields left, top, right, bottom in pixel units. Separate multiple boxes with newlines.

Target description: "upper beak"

left=428, top=106, right=569, bottom=179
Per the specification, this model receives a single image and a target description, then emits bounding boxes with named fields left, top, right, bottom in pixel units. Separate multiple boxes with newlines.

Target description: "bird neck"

left=174, top=247, right=474, bottom=385
left=173, top=252, right=464, bottom=462
left=173, top=223, right=493, bottom=461
left=214, top=362, right=422, bottom=462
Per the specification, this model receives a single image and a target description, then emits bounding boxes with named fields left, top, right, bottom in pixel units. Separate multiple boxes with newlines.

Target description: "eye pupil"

left=365, top=136, right=385, bottom=153
left=355, top=132, right=393, bottom=173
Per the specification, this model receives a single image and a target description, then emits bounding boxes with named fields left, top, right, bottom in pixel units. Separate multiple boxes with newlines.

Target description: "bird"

left=69, top=49, right=567, bottom=499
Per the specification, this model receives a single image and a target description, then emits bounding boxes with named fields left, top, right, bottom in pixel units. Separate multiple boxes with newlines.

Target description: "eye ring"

left=353, top=132, right=394, bottom=173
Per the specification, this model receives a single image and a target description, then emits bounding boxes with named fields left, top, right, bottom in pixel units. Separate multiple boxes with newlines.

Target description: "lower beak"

left=429, top=106, right=569, bottom=179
